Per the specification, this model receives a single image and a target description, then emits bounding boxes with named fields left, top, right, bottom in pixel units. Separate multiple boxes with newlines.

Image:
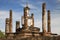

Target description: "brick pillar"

left=5, top=18, right=9, bottom=34
left=9, top=10, right=12, bottom=33
left=16, top=21, right=20, bottom=32
left=31, top=13, right=34, bottom=27
left=47, top=10, right=51, bottom=32
left=42, top=3, right=46, bottom=33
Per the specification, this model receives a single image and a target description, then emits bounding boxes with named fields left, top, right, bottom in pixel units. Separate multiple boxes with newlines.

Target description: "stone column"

left=31, top=13, right=34, bottom=27
left=5, top=18, right=9, bottom=34
left=9, top=10, right=12, bottom=33
left=47, top=10, right=51, bottom=32
left=16, top=21, right=20, bottom=32
left=42, top=3, right=46, bottom=33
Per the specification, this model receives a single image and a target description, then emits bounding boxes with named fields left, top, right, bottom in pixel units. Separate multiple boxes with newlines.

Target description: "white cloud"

left=34, top=19, right=42, bottom=32
left=51, top=9, right=60, bottom=34
left=57, top=0, right=60, bottom=2
left=0, top=11, right=9, bottom=32
left=0, top=11, right=9, bottom=19
left=56, top=0, right=60, bottom=4
left=0, top=10, right=23, bottom=32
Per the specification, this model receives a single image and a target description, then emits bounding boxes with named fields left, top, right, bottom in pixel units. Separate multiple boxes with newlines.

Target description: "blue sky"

left=0, top=0, right=60, bottom=34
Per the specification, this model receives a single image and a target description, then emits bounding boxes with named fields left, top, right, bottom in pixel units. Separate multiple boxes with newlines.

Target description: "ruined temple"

left=3, top=3, right=60, bottom=40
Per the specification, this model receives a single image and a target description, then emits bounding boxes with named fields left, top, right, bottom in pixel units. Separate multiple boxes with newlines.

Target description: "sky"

left=0, top=0, right=60, bottom=34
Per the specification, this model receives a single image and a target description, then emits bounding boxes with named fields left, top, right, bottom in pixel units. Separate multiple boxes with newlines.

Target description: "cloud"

left=0, top=11, right=9, bottom=32
left=0, top=11, right=9, bottom=19
left=51, top=9, right=60, bottom=34
left=57, top=0, right=60, bottom=2
left=56, top=0, right=60, bottom=5
left=34, top=19, right=42, bottom=32
left=0, top=10, right=23, bottom=32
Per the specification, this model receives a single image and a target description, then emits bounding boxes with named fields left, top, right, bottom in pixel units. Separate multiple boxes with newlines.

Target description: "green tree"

left=0, top=30, right=5, bottom=38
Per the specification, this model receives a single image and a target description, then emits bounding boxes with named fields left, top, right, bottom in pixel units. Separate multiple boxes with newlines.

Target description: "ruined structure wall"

left=5, top=18, right=9, bottom=33
left=0, top=36, right=59, bottom=40
left=16, top=21, right=20, bottom=32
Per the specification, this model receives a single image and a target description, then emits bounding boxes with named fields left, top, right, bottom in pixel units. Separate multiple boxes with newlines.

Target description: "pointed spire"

left=25, top=0, right=30, bottom=10
left=26, top=1, right=28, bottom=7
left=25, top=0, right=29, bottom=7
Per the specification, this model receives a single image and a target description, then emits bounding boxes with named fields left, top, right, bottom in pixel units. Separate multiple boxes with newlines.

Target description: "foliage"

left=0, top=30, right=5, bottom=38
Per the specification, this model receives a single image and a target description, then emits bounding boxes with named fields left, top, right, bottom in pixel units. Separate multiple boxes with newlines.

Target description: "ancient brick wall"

left=0, top=36, right=60, bottom=40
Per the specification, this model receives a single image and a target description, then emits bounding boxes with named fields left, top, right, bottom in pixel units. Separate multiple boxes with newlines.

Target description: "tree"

left=0, top=30, right=5, bottom=38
